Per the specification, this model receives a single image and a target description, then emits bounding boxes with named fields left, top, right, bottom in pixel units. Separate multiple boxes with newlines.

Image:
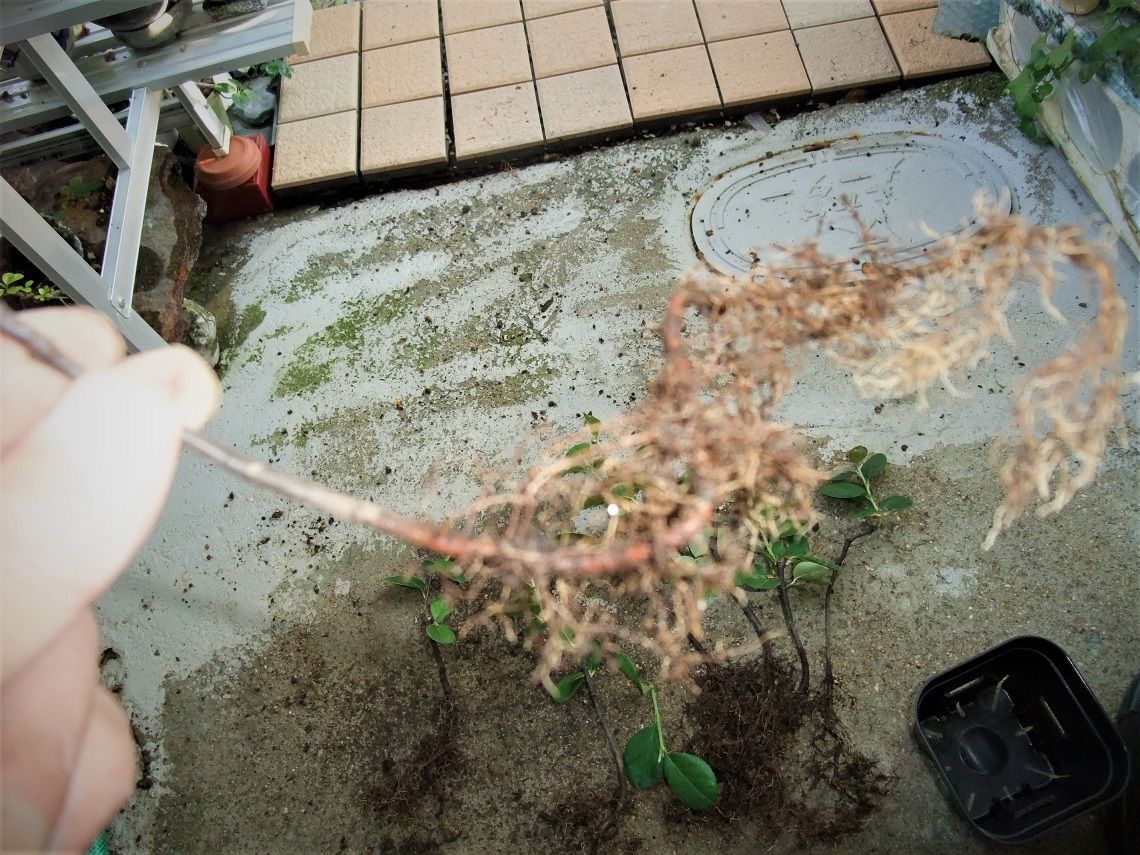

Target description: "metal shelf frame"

left=0, top=0, right=310, bottom=350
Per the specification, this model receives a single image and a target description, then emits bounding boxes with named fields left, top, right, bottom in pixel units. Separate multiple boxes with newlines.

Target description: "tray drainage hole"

left=959, top=726, right=1010, bottom=776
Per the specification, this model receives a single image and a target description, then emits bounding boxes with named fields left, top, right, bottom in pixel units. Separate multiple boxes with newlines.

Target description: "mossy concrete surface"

left=99, top=75, right=1138, bottom=854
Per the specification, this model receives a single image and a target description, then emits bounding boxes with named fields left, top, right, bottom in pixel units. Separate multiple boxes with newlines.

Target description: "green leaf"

left=686, top=535, right=709, bottom=559
left=426, top=623, right=456, bottom=644
left=847, top=446, right=868, bottom=464
left=2, top=272, right=23, bottom=286
left=583, top=494, right=606, bottom=509
left=584, top=411, right=601, bottom=431
left=786, top=537, right=809, bottom=558
left=547, top=672, right=584, bottom=704
left=880, top=495, right=913, bottom=511
left=383, top=575, right=427, bottom=595
left=586, top=647, right=602, bottom=674
left=851, top=506, right=881, bottom=519
left=860, top=453, right=888, bottom=479
left=735, top=570, right=780, bottom=590
left=623, top=726, right=664, bottom=789
left=829, top=470, right=858, bottom=482
left=819, top=481, right=867, bottom=499
left=429, top=597, right=451, bottom=622
left=423, top=557, right=454, bottom=573
left=566, top=442, right=592, bottom=457
left=663, top=753, right=718, bottom=810
left=791, top=561, right=832, bottom=585
left=616, top=653, right=643, bottom=688
left=611, top=482, right=637, bottom=498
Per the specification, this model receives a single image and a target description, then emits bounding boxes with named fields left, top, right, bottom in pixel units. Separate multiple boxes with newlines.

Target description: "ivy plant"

left=818, top=446, right=913, bottom=520
left=1006, top=0, right=1140, bottom=139
left=618, top=655, right=719, bottom=811
left=383, top=557, right=462, bottom=645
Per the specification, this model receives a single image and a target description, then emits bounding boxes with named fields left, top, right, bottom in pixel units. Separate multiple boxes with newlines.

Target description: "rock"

left=181, top=298, right=219, bottom=366
left=2, top=150, right=207, bottom=343
left=133, top=152, right=207, bottom=342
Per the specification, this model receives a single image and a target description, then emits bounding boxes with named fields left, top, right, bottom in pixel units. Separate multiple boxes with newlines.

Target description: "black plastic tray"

left=915, top=636, right=1130, bottom=844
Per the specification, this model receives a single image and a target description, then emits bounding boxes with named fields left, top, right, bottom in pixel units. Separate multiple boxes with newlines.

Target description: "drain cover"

left=691, top=132, right=1014, bottom=275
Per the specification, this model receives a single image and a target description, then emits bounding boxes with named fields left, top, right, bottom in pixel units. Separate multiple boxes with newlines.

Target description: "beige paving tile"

left=277, top=54, right=359, bottom=123
left=360, top=97, right=448, bottom=174
left=709, top=30, right=810, bottom=107
left=362, top=39, right=442, bottom=108
left=522, top=0, right=600, bottom=18
left=871, top=0, right=935, bottom=14
left=694, top=0, right=787, bottom=42
left=795, top=17, right=899, bottom=93
left=442, top=0, right=522, bottom=33
left=527, top=6, right=617, bottom=78
left=610, top=0, right=704, bottom=57
left=362, top=0, right=439, bottom=50
left=880, top=8, right=992, bottom=79
left=451, top=81, right=544, bottom=159
left=272, top=111, right=358, bottom=189
left=536, top=64, right=632, bottom=140
left=446, top=22, right=533, bottom=94
left=290, top=1, right=361, bottom=64
left=622, top=45, right=721, bottom=121
left=781, top=0, right=873, bottom=29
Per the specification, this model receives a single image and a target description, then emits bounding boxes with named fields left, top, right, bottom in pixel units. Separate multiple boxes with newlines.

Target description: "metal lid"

left=691, top=132, right=1014, bottom=276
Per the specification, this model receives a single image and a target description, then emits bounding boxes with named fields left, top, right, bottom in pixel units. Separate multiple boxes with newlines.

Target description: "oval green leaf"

left=547, top=672, right=584, bottom=704
left=426, top=623, right=456, bottom=645
left=860, top=453, right=888, bottom=479
left=847, top=446, right=868, bottom=464
left=819, top=481, right=867, bottom=499
left=430, top=597, right=451, bottom=622
left=829, top=470, right=858, bottom=483
left=735, top=570, right=780, bottom=590
left=880, top=495, right=913, bottom=511
left=851, top=506, right=881, bottom=519
left=623, top=726, right=664, bottom=789
left=383, top=575, right=427, bottom=595
left=616, top=653, right=642, bottom=687
left=792, top=561, right=832, bottom=585
left=663, top=753, right=718, bottom=810
left=786, top=537, right=810, bottom=557
left=566, top=442, right=592, bottom=457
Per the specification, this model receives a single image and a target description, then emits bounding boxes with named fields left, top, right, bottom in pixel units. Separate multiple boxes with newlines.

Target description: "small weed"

left=2, top=272, right=63, bottom=305
left=818, top=446, right=913, bottom=519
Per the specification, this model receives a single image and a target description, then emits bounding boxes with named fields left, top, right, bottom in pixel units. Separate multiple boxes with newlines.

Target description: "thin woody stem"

left=0, top=309, right=711, bottom=579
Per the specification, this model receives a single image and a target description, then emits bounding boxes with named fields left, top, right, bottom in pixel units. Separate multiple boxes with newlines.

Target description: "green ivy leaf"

left=880, top=495, right=913, bottom=511
left=383, top=575, right=427, bottom=595
left=583, top=494, right=606, bottom=509
left=819, top=482, right=867, bottom=499
left=851, top=506, right=881, bottom=519
left=565, top=442, right=592, bottom=457
left=735, top=570, right=780, bottom=590
left=860, top=453, right=888, bottom=479
left=429, top=597, right=451, bottom=622
left=791, top=561, right=832, bottom=585
left=615, top=653, right=644, bottom=690
left=829, top=470, right=858, bottom=482
left=663, top=753, right=718, bottom=810
left=547, top=672, right=584, bottom=704
left=425, top=623, right=456, bottom=644
left=623, top=726, right=664, bottom=789
left=847, top=446, right=868, bottom=464
left=786, top=537, right=809, bottom=558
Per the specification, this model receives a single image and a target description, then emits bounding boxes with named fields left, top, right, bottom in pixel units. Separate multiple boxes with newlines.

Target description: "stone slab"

left=527, top=6, right=617, bottom=78
left=536, top=64, right=632, bottom=141
left=362, top=0, right=440, bottom=50
left=451, top=81, right=544, bottom=159
left=362, top=39, right=443, bottom=108
left=610, top=0, right=704, bottom=57
left=794, top=17, right=900, bottom=94
left=693, top=0, right=787, bottom=43
left=621, top=44, right=721, bottom=121
left=360, top=97, right=448, bottom=174
left=441, top=0, right=522, bottom=33
left=521, top=0, right=600, bottom=18
left=709, top=30, right=811, bottom=107
left=880, top=8, right=993, bottom=79
left=289, top=1, right=361, bottom=64
left=277, top=54, right=359, bottom=124
left=271, top=110, right=358, bottom=189
left=781, top=0, right=874, bottom=29
left=446, top=22, right=534, bottom=94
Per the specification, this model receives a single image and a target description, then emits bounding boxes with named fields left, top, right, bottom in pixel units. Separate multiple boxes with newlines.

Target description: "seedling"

left=383, top=560, right=459, bottom=645
left=2, top=272, right=61, bottom=304
left=819, top=446, right=913, bottom=520
left=618, top=655, right=719, bottom=811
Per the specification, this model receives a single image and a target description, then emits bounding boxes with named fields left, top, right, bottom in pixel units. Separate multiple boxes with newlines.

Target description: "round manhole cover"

left=691, top=132, right=1014, bottom=275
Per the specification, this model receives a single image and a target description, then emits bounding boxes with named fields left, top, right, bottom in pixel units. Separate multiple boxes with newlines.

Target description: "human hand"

left=1, top=307, right=219, bottom=851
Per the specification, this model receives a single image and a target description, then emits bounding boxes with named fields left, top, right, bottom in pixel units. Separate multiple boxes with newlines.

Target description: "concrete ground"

left=100, top=73, right=1139, bottom=854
